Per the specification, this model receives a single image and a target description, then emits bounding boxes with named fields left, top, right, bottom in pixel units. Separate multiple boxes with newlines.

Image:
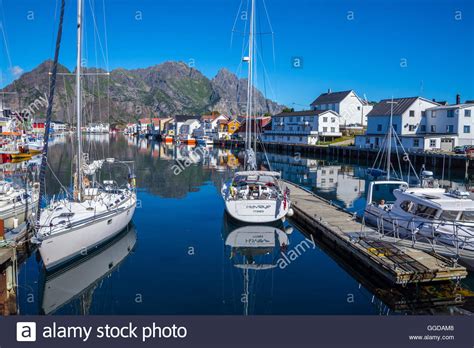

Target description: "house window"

left=377, top=124, right=382, bottom=132
left=464, top=125, right=471, bottom=133
left=447, top=110, right=454, bottom=118
left=287, top=136, right=290, bottom=141
left=331, top=117, right=336, bottom=123
left=446, top=125, right=454, bottom=133
left=323, top=117, right=328, bottom=122
left=430, top=139, right=437, bottom=147
left=322, top=170, right=326, bottom=174
left=299, top=136, right=303, bottom=142
left=323, top=127, right=328, bottom=132
left=432, top=111, right=436, bottom=118
left=409, top=110, right=415, bottom=117
left=392, top=124, right=398, bottom=132
left=420, top=125, right=426, bottom=132
left=357, top=106, right=361, bottom=111
left=465, top=109, right=472, bottom=117
left=421, top=111, right=426, bottom=117
left=375, top=138, right=380, bottom=146
left=409, top=125, right=416, bottom=132
left=413, top=139, right=420, bottom=147
left=431, top=125, right=436, bottom=132
left=331, top=127, right=336, bottom=132
left=366, top=137, right=370, bottom=144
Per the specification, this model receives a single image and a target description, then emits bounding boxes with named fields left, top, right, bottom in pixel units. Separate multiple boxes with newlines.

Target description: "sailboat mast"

left=75, top=0, right=83, bottom=202
left=246, top=0, right=255, bottom=153
left=386, top=97, right=394, bottom=180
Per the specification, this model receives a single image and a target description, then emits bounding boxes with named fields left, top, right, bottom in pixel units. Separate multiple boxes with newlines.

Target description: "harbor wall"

left=215, top=140, right=473, bottom=179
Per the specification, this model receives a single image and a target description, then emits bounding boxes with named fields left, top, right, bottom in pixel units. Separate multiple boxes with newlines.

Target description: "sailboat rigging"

left=34, top=0, right=137, bottom=272
left=221, top=0, right=293, bottom=224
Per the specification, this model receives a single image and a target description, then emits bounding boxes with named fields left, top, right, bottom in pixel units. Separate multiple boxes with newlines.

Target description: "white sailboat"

left=221, top=0, right=292, bottom=223
left=40, top=225, right=137, bottom=314
left=35, top=0, right=137, bottom=271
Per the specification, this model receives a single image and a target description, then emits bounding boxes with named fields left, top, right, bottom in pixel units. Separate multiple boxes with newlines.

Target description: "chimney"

left=456, top=94, right=461, bottom=105
left=328, top=88, right=332, bottom=94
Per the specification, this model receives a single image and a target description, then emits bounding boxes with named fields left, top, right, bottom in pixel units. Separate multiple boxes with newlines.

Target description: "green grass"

left=317, top=136, right=354, bottom=146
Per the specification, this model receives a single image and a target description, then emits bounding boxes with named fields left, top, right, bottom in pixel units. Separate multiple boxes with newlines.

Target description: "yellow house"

left=218, top=119, right=241, bottom=139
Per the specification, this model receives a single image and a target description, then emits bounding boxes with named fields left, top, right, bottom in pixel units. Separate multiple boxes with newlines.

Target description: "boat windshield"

left=439, top=210, right=460, bottom=221
left=461, top=211, right=474, bottom=222
left=414, top=204, right=438, bottom=219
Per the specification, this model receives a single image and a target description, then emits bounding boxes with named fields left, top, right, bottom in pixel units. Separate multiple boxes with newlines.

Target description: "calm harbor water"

left=16, top=134, right=474, bottom=315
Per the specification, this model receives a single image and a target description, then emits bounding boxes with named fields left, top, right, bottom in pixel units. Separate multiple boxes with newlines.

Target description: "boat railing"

left=376, top=214, right=474, bottom=261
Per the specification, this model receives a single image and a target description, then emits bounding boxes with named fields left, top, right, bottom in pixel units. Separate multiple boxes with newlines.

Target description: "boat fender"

left=287, top=208, right=294, bottom=217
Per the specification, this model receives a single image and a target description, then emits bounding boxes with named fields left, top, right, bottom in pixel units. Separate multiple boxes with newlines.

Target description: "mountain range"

left=0, top=60, right=284, bottom=124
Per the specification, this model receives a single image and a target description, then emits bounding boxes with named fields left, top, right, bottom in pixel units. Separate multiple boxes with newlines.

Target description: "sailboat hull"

left=38, top=195, right=136, bottom=271
left=223, top=198, right=290, bottom=224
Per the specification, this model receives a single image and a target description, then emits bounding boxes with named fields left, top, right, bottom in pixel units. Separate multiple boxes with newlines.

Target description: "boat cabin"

left=230, top=171, right=282, bottom=200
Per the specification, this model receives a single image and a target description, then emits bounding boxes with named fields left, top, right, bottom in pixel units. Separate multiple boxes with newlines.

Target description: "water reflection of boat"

left=39, top=224, right=137, bottom=314
left=222, top=214, right=291, bottom=315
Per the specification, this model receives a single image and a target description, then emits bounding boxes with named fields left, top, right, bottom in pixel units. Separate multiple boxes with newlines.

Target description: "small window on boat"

left=107, top=219, right=113, bottom=225
left=415, top=204, right=438, bottom=219
left=439, top=210, right=460, bottom=221
left=400, top=201, right=414, bottom=212
left=461, top=211, right=474, bottom=222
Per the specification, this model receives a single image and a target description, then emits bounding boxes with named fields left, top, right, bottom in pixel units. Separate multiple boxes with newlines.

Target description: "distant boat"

left=0, top=180, right=39, bottom=229
left=196, top=136, right=214, bottom=147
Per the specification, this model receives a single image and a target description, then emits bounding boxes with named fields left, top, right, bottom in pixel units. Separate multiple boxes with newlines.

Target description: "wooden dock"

left=283, top=181, right=468, bottom=285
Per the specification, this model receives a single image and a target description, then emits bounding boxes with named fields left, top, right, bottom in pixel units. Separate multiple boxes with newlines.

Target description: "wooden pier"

left=283, top=181, right=468, bottom=285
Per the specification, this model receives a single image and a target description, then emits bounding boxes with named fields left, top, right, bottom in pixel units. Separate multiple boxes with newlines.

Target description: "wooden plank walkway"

left=283, top=181, right=468, bottom=285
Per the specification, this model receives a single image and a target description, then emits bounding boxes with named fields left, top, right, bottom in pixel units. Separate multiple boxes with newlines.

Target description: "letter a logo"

left=16, top=322, right=37, bottom=342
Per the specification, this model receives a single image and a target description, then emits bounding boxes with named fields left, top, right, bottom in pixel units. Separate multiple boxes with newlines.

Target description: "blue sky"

left=1, top=0, right=473, bottom=108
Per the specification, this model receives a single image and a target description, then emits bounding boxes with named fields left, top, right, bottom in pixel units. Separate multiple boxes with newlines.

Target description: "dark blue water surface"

left=17, top=135, right=474, bottom=315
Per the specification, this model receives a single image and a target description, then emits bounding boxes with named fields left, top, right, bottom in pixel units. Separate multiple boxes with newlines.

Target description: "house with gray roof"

left=355, top=96, right=441, bottom=150
left=311, top=89, right=373, bottom=127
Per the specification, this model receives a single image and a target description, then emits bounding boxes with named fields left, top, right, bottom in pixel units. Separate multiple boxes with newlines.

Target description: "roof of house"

left=238, top=117, right=271, bottom=131
left=426, top=103, right=474, bottom=111
left=310, top=90, right=352, bottom=106
left=274, top=110, right=338, bottom=117
left=367, top=97, right=438, bottom=117
left=183, top=119, right=200, bottom=126
left=174, top=115, right=201, bottom=122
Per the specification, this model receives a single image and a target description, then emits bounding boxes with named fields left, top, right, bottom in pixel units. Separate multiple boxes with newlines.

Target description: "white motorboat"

left=365, top=180, right=474, bottom=251
left=35, top=0, right=137, bottom=271
left=221, top=0, right=292, bottom=223
left=362, top=97, right=474, bottom=251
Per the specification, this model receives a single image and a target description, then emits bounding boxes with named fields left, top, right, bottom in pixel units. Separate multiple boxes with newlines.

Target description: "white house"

left=311, top=90, right=373, bottom=127
left=193, top=114, right=229, bottom=139
left=423, top=103, right=474, bottom=149
left=355, top=97, right=439, bottom=150
left=174, top=115, right=201, bottom=137
left=261, top=110, right=342, bottom=145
